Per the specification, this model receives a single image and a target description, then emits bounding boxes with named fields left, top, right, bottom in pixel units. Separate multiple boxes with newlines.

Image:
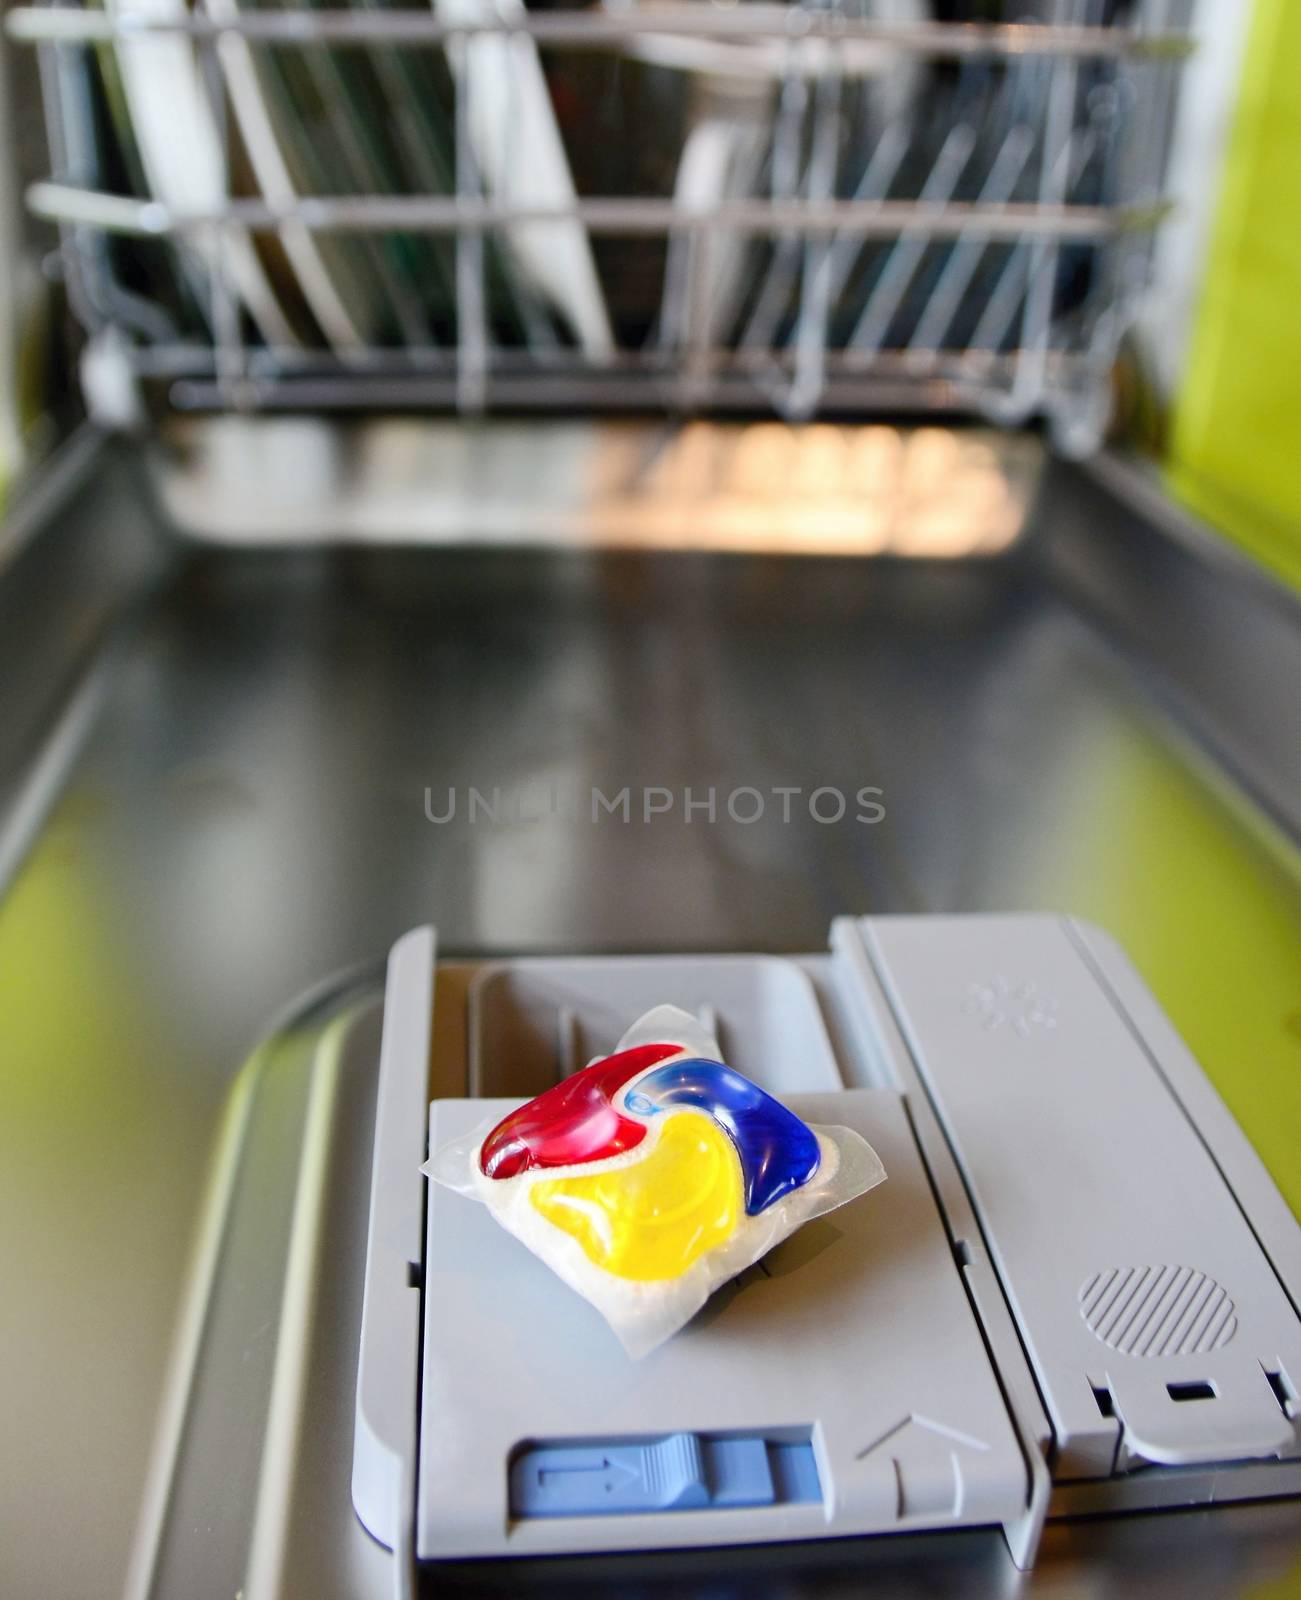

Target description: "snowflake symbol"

left=962, top=975, right=1060, bottom=1038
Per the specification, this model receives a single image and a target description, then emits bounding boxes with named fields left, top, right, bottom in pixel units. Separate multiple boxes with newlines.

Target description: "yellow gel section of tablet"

left=530, top=1110, right=743, bottom=1281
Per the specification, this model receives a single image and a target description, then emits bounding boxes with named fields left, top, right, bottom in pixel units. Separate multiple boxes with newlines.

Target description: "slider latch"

left=510, top=1432, right=821, bottom=1518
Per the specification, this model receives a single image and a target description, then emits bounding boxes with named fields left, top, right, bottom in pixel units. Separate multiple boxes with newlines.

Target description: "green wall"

left=1168, top=0, right=1301, bottom=592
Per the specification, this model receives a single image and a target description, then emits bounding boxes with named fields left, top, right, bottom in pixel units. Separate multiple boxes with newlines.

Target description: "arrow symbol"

left=537, top=1453, right=639, bottom=1490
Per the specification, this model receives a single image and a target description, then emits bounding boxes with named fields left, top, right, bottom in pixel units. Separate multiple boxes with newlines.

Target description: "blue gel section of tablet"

left=629, top=1058, right=821, bottom=1215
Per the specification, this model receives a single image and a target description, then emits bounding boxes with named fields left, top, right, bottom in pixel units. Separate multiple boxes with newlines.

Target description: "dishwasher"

left=0, top=4, right=1298, bottom=1599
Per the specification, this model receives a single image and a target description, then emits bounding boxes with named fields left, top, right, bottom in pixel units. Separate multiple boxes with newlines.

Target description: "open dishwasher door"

left=3, top=0, right=1299, bottom=1587
left=1, top=417, right=1299, bottom=1600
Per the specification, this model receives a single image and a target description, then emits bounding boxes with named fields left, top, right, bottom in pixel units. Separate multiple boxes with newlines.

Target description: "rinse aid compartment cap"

left=859, top=914, right=1301, bottom=1480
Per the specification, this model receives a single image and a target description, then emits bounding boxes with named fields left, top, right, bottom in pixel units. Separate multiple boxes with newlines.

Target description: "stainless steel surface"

left=0, top=421, right=1298, bottom=1598
left=1035, top=448, right=1301, bottom=842
left=9, top=5, right=1189, bottom=443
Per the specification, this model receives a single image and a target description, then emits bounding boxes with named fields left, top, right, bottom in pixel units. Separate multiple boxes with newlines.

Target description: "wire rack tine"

left=194, top=10, right=246, bottom=404
left=848, top=121, right=977, bottom=355
left=679, top=208, right=712, bottom=405
left=37, top=24, right=102, bottom=338
left=816, top=118, right=909, bottom=316
left=965, top=121, right=1095, bottom=372
left=905, top=124, right=1034, bottom=363
left=787, top=31, right=843, bottom=419
left=452, top=31, right=488, bottom=413
left=45, top=12, right=181, bottom=346
left=999, top=3, right=1080, bottom=424
left=734, top=38, right=812, bottom=413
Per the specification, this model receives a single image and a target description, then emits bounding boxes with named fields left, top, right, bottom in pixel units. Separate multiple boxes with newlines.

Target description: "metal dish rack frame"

left=8, top=4, right=1192, bottom=453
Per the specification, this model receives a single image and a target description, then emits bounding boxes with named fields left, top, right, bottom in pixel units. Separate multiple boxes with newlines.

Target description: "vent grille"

left=1079, top=1266, right=1237, bottom=1358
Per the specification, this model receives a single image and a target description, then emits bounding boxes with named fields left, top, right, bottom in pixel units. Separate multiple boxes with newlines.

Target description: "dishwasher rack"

left=8, top=3, right=1192, bottom=453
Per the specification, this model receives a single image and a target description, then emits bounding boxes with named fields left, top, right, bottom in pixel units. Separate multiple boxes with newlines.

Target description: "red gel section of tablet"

left=479, top=1041, right=681, bottom=1179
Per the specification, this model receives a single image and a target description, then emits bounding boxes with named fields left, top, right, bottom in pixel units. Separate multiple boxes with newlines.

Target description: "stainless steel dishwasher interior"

left=0, top=419, right=1298, bottom=1600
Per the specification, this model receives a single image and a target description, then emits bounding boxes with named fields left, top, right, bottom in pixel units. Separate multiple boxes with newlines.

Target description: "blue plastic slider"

left=509, top=1432, right=820, bottom=1518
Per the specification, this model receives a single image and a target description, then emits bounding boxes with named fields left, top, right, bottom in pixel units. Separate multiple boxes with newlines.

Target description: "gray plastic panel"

left=821, top=926, right=1054, bottom=1565
left=354, top=918, right=1301, bottom=1577
left=470, top=956, right=842, bottom=1099
left=861, top=914, right=1301, bottom=1480
left=417, top=1089, right=1029, bottom=1560
left=351, top=926, right=431, bottom=1551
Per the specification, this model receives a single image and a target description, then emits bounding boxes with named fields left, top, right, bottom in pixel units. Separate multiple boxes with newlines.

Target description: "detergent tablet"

left=425, top=1005, right=887, bottom=1358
